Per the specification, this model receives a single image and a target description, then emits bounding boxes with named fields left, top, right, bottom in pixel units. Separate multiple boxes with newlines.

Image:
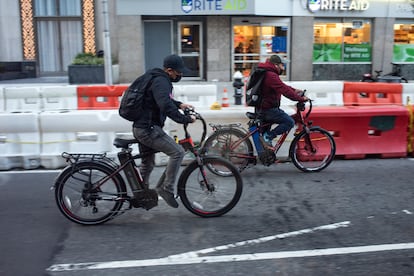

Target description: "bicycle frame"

left=212, top=100, right=312, bottom=160
left=61, top=109, right=212, bottom=199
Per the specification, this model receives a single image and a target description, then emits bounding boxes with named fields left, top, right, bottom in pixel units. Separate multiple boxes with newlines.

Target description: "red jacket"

left=257, top=60, right=304, bottom=110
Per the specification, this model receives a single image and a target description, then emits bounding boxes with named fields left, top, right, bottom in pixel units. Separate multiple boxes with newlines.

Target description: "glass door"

left=178, top=22, right=202, bottom=80
left=232, top=18, right=290, bottom=78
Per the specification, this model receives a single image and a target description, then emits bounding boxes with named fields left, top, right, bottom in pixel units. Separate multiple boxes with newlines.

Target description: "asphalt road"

left=1, top=158, right=413, bottom=276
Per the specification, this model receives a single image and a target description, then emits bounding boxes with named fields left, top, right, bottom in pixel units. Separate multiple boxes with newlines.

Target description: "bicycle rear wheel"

left=178, top=157, right=243, bottom=217
left=201, top=128, right=254, bottom=175
left=289, top=127, right=336, bottom=172
left=54, top=161, right=127, bottom=225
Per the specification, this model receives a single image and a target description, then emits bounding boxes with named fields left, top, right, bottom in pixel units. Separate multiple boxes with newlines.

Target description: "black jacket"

left=133, top=68, right=193, bottom=128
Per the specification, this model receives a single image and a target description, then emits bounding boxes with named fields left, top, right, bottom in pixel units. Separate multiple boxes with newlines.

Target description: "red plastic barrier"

left=408, top=104, right=414, bottom=157
left=309, top=105, right=408, bottom=159
left=343, top=82, right=403, bottom=106
left=77, top=85, right=128, bottom=110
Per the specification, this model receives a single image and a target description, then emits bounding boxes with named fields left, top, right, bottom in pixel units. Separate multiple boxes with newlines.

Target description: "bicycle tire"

left=178, top=157, right=243, bottom=217
left=289, top=127, right=336, bottom=172
left=201, top=128, right=254, bottom=175
left=54, top=161, right=127, bottom=225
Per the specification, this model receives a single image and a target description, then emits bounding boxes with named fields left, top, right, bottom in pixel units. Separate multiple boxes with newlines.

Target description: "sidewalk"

left=0, top=76, right=69, bottom=85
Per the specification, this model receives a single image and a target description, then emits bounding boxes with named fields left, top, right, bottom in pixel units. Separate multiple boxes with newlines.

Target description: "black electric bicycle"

left=52, top=109, right=243, bottom=225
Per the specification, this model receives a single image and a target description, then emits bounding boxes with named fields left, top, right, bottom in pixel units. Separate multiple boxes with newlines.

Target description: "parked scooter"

left=361, top=63, right=408, bottom=83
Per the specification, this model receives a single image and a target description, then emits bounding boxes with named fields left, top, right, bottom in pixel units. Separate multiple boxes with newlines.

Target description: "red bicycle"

left=201, top=94, right=336, bottom=174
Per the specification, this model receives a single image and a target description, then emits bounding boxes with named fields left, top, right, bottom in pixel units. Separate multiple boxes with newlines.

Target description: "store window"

left=34, top=0, right=83, bottom=74
left=313, top=19, right=371, bottom=63
left=233, top=18, right=289, bottom=77
left=393, top=23, right=414, bottom=63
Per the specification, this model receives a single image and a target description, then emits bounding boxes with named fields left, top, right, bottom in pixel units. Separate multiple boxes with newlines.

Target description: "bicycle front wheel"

left=289, top=127, right=336, bottom=172
left=178, top=157, right=243, bottom=217
left=54, top=161, right=127, bottom=225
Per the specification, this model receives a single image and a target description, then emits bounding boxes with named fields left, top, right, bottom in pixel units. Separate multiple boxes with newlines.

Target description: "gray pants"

left=133, top=125, right=185, bottom=194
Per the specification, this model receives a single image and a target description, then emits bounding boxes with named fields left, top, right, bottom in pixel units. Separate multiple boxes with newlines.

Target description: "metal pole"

left=102, top=0, right=113, bottom=84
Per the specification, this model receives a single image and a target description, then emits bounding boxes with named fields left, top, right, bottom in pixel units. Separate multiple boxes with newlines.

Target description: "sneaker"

left=156, top=188, right=179, bottom=208
left=259, top=132, right=273, bottom=148
left=263, top=132, right=273, bottom=144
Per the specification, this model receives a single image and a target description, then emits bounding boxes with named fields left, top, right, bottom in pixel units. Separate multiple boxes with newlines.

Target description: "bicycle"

left=201, top=92, right=336, bottom=174
left=52, top=109, right=243, bottom=225
left=361, top=63, right=408, bottom=83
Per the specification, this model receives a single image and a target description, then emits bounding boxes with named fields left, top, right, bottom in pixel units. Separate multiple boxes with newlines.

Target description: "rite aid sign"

left=308, top=0, right=370, bottom=12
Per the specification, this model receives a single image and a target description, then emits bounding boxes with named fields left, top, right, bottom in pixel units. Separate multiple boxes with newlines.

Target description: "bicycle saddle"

left=113, top=137, right=139, bottom=149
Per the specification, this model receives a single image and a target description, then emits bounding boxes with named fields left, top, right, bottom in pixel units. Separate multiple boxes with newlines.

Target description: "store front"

left=393, top=21, right=414, bottom=78
left=312, top=18, right=372, bottom=80
left=232, top=17, right=290, bottom=79
left=114, top=0, right=414, bottom=82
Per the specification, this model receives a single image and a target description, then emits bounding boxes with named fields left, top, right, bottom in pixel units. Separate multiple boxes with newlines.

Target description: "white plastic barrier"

left=0, top=112, right=41, bottom=170
left=41, top=85, right=78, bottom=110
left=4, top=85, right=78, bottom=112
left=402, top=83, right=414, bottom=105
left=284, top=81, right=344, bottom=106
left=173, top=84, right=217, bottom=108
left=4, top=86, right=42, bottom=112
left=39, top=110, right=132, bottom=169
left=0, top=86, right=5, bottom=112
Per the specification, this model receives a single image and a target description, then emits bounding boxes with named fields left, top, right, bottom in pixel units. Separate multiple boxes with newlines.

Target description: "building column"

left=116, top=15, right=144, bottom=83
left=372, top=17, right=395, bottom=75
left=291, top=16, right=314, bottom=81
left=206, top=16, right=231, bottom=82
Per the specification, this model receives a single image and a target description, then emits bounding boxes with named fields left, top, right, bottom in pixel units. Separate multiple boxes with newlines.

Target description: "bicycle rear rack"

left=209, top=123, right=242, bottom=131
left=61, top=152, right=118, bottom=168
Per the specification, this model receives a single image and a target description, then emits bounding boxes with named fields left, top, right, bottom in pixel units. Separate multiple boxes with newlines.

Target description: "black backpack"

left=245, top=68, right=267, bottom=107
left=119, top=72, right=154, bottom=121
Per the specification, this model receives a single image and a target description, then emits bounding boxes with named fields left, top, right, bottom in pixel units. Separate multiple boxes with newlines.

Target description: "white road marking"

left=48, top=221, right=351, bottom=272
left=169, top=221, right=351, bottom=258
left=47, top=242, right=414, bottom=272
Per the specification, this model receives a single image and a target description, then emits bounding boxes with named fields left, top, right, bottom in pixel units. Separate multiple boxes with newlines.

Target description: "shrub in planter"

left=68, top=52, right=118, bottom=84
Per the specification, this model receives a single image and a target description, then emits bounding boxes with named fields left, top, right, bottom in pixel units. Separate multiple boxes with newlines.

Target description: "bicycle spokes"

left=290, top=128, right=335, bottom=172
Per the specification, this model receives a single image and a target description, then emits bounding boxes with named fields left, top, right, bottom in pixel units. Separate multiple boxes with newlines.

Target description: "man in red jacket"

left=257, top=55, right=308, bottom=147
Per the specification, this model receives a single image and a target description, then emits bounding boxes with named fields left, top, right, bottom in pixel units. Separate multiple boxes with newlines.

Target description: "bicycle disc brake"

left=131, top=189, right=158, bottom=210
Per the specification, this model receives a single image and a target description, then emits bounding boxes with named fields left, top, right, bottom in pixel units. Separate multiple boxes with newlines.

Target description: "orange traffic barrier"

left=309, top=105, right=408, bottom=159
left=343, top=82, right=403, bottom=106
left=77, top=85, right=128, bottom=110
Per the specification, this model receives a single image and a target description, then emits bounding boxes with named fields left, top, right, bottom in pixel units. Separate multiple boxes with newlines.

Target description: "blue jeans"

left=133, top=125, right=185, bottom=194
left=261, top=107, right=294, bottom=139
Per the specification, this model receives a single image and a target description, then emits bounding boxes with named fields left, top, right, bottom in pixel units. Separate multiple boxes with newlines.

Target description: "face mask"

left=276, top=64, right=284, bottom=75
left=170, top=74, right=182, bottom=82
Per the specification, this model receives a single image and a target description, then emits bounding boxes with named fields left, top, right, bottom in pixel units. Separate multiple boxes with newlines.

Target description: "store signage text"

left=343, top=44, right=371, bottom=62
left=181, top=0, right=247, bottom=14
left=308, top=0, right=370, bottom=12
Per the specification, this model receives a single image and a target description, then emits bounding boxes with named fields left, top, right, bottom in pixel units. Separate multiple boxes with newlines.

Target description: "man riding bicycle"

left=132, top=55, right=196, bottom=208
left=257, top=55, right=309, bottom=148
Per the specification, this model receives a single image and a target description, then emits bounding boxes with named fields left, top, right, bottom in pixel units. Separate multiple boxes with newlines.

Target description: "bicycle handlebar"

left=182, top=108, right=207, bottom=146
left=296, top=90, right=312, bottom=119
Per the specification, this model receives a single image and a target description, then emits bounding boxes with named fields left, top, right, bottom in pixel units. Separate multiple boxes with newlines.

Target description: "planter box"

left=68, top=64, right=119, bottom=84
